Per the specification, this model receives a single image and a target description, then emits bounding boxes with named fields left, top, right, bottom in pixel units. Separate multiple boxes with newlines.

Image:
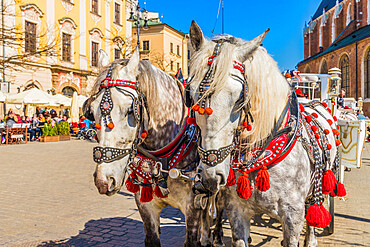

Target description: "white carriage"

left=291, top=68, right=368, bottom=234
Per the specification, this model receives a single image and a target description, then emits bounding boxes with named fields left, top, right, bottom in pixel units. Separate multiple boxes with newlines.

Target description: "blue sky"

left=144, top=0, right=322, bottom=71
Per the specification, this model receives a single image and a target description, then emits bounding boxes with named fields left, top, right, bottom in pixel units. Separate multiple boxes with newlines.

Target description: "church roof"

left=312, top=0, right=344, bottom=20
left=297, top=25, right=370, bottom=66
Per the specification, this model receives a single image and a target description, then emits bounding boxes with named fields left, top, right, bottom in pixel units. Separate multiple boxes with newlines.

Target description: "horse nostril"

left=216, top=172, right=226, bottom=186
left=108, top=177, right=116, bottom=192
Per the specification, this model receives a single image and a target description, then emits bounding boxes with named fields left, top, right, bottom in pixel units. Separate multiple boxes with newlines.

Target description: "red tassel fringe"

left=140, top=179, right=153, bottom=203
left=306, top=203, right=325, bottom=227
left=336, top=182, right=347, bottom=197
left=305, top=115, right=312, bottom=123
left=319, top=205, right=332, bottom=228
left=154, top=185, right=168, bottom=198
left=312, top=112, right=318, bottom=118
left=255, top=166, right=270, bottom=192
left=226, top=167, right=236, bottom=186
left=322, top=170, right=336, bottom=193
left=125, top=173, right=140, bottom=193
left=322, top=102, right=328, bottom=108
left=236, top=171, right=252, bottom=199
left=299, top=103, right=305, bottom=113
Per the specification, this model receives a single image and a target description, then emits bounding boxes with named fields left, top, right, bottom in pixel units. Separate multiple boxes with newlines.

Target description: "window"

left=365, top=49, right=370, bottom=98
left=188, top=50, right=191, bottom=59
left=170, top=43, right=173, bottom=53
left=114, top=3, right=120, bottom=24
left=170, top=61, right=173, bottom=71
left=339, top=55, right=350, bottom=95
left=62, top=33, right=72, bottom=62
left=92, top=0, right=99, bottom=15
left=91, top=42, right=99, bottom=67
left=177, top=45, right=180, bottom=55
left=25, top=21, right=37, bottom=53
left=114, top=48, right=121, bottom=60
left=176, top=62, right=180, bottom=71
left=143, top=40, right=149, bottom=51
left=320, top=60, right=328, bottom=74
left=62, top=86, right=76, bottom=97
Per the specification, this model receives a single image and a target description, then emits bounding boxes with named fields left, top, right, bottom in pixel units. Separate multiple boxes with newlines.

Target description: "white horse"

left=84, top=48, right=207, bottom=246
left=188, top=21, right=343, bottom=247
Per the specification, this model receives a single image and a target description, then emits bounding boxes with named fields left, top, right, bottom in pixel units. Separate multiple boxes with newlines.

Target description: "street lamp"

left=127, top=2, right=150, bottom=48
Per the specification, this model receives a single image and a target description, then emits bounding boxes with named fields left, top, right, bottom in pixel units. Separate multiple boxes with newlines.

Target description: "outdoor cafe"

left=0, top=88, right=89, bottom=145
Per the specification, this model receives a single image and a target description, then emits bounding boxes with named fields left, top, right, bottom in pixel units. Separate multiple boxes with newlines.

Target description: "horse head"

left=188, top=21, right=272, bottom=194
left=84, top=48, right=143, bottom=196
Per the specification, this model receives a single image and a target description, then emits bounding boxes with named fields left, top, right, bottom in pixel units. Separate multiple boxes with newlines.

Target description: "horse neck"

left=139, top=65, right=185, bottom=150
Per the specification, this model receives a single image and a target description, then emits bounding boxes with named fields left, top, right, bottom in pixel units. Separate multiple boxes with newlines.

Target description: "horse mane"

left=89, top=59, right=184, bottom=128
left=189, top=35, right=291, bottom=145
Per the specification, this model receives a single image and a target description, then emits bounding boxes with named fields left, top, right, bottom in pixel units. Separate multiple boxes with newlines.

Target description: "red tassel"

left=305, top=115, right=312, bottom=123
left=108, top=122, right=115, bottom=129
left=333, top=116, right=338, bottom=121
left=333, top=129, right=340, bottom=135
left=154, top=185, right=168, bottom=198
left=198, top=108, right=205, bottom=115
left=319, top=205, right=332, bottom=228
left=327, top=119, right=333, bottom=125
left=327, top=108, right=332, bottom=114
left=336, top=182, right=347, bottom=197
left=225, top=167, right=236, bottom=186
left=337, top=125, right=340, bottom=130
left=311, top=125, right=318, bottom=132
left=236, top=171, right=252, bottom=199
left=141, top=130, right=149, bottom=139
left=192, top=104, right=200, bottom=111
left=306, top=203, right=325, bottom=227
left=206, top=107, right=213, bottom=115
left=322, top=102, right=328, bottom=108
left=140, top=179, right=153, bottom=203
left=335, top=139, right=341, bottom=146
left=125, top=173, right=140, bottom=193
left=246, top=125, right=252, bottom=131
left=186, top=117, right=196, bottom=125
left=96, top=123, right=101, bottom=129
left=327, top=144, right=332, bottom=150
left=299, top=103, right=305, bottom=113
left=312, top=112, right=318, bottom=118
left=255, top=166, right=270, bottom=192
left=315, top=133, right=320, bottom=139
left=322, top=170, right=336, bottom=193
left=324, top=129, right=330, bottom=135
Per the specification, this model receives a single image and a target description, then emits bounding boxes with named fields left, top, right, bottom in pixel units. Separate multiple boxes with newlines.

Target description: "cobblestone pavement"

left=0, top=140, right=369, bottom=246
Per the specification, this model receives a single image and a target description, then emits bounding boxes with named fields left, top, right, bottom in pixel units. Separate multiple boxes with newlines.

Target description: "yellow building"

left=1, top=0, right=133, bottom=99
left=133, top=17, right=189, bottom=77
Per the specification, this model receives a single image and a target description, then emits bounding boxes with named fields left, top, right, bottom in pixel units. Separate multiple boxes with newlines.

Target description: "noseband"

left=93, top=64, right=147, bottom=164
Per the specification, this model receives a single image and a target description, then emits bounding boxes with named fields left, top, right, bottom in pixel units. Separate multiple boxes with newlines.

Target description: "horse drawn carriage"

left=290, top=69, right=367, bottom=234
left=84, top=20, right=365, bottom=246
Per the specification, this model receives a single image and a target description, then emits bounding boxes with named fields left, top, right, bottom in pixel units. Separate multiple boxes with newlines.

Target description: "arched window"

left=305, top=66, right=311, bottom=73
left=320, top=60, right=328, bottom=74
left=365, top=48, right=370, bottom=98
left=24, top=83, right=39, bottom=91
left=339, top=55, right=350, bottom=95
left=62, top=86, right=76, bottom=97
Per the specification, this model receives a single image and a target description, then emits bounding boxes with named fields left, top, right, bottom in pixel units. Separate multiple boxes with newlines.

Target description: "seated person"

left=6, top=113, right=16, bottom=128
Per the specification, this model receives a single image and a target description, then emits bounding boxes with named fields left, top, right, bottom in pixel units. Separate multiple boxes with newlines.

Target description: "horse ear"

left=98, top=50, right=110, bottom=69
left=127, top=47, right=140, bottom=72
left=189, top=20, right=205, bottom=51
left=237, top=28, right=270, bottom=62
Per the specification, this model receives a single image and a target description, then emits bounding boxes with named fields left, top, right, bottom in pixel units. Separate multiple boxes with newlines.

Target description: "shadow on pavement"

left=36, top=206, right=233, bottom=247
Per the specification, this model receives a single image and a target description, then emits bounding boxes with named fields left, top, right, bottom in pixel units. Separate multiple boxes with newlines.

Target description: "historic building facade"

left=297, top=0, right=370, bottom=115
left=132, top=15, right=189, bottom=78
left=1, top=0, right=134, bottom=99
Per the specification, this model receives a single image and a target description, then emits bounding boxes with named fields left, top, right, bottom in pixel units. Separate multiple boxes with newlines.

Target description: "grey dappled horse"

left=84, top=49, right=208, bottom=246
left=187, top=21, right=338, bottom=247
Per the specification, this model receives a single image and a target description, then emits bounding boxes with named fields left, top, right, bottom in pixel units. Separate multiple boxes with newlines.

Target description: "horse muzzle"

left=94, top=162, right=124, bottom=196
left=192, top=164, right=226, bottom=194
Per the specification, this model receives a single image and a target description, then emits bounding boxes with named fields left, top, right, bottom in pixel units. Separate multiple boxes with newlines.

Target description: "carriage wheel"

left=86, top=129, right=97, bottom=140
